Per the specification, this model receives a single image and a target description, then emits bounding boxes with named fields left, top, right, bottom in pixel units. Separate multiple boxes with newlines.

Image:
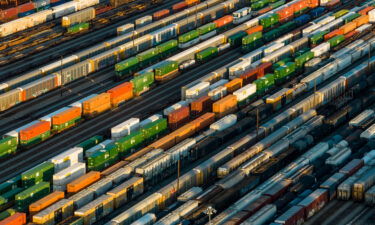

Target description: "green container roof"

left=115, top=57, right=139, bottom=71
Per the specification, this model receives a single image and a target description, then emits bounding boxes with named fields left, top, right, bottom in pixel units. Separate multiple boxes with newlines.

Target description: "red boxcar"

left=153, top=9, right=170, bottom=20
left=213, top=15, right=233, bottom=28
left=297, top=188, right=329, bottom=219
left=18, top=2, right=35, bottom=14
left=168, top=106, right=190, bottom=130
left=190, top=96, right=213, bottom=117
left=173, top=2, right=188, bottom=12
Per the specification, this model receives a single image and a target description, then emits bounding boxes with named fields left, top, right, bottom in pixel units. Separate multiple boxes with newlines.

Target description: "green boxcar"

left=141, top=118, right=168, bottom=141
left=252, top=0, right=268, bottom=10
left=270, top=0, right=285, bottom=9
left=196, top=47, right=218, bottom=63
left=67, top=22, right=89, bottom=33
left=154, top=61, right=179, bottom=81
left=295, top=51, right=314, bottom=68
left=178, top=30, right=199, bottom=43
left=137, top=48, right=160, bottom=67
left=0, top=208, right=16, bottom=220
left=260, top=13, right=279, bottom=29
left=0, top=136, right=18, bottom=159
left=327, top=35, right=345, bottom=47
left=115, top=57, right=140, bottom=78
left=156, top=40, right=178, bottom=57
left=279, top=21, right=297, bottom=34
left=273, top=57, right=292, bottom=70
left=310, top=30, right=329, bottom=45
left=115, top=131, right=144, bottom=157
left=105, top=143, right=119, bottom=160
left=333, top=9, right=349, bottom=18
left=15, top=182, right=50, bottom=212
left=52, top=116, right=81, bottom=132
left=228, top=31, right=248, bottom=47
left=274, top=62, right=296, bottom=83
left=344, top=13, right=360, bottom=23
left=88, top=149, right=110, bottom=171
left=131, top=71, right=155, bottom=95
left=0, top=176, right=21, bottom=195
left=263, top=28, right=280, bottom=43
left=262, top=73, right=275, bottom=91
left=20, top=130, right=51, bottom=147
left=198, top=23, right=216, bottom=36
left=242, top=32, right=263, bottom=52
left=21, top=162, right=54, bottom=188
left=294, top=47, right=310, bottom=57
left=77, top=135, right=104, bottom=151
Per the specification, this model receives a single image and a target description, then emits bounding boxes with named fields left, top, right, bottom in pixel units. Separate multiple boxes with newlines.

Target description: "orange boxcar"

left=353, top=15, right=369, bottom=27
left=83, top=93, right=111, bottom=117
left=193, top=112, right=215, bottom=131
left=153, top=9, right=170, bottom=20
left=52, top=107, right=82, bottom=126
left=213, top=15, right=233, bottom=27
left=101, top=160, right=128, bottom=176
left=191, top=96, right=213, bottom=117
left=344, top=30, right=358, bottom=39
left=276, top=6, right=294, bottom=22
left=213, top=95, right=238, bottom=118
left=358, top=6, right=374, bottom=15
left=0, top=213, right=26, bottom=225
left=20, top=121, right=50, bottom=141
left=173, top=2, right=188, bottom=11
left=29, top=191, right=65, bottom=214
left=175, top=123, right=196, bottom=143
left=168, top=106, right=190, bottom=130
left=324, top=29, right=344, bottom=41
left=67, top=171, right=101, bottom=193
left=291, top=0, right=308, bottom=13
left=246, top=25, right=263, bottom=35
left=307, top=0, right=319, bottom=8
left=339, top=22, right=357, bottom=34
left=257, top=6, right=272, bottom=15
left=185, top=0, right=200, bottom=6
left=224, top=78, right=243, bottom=93
left=107, top=82, right=133, bottom=107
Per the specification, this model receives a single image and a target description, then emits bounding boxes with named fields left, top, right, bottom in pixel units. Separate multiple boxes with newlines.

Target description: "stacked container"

left=53, top=163, right=86, bottom=191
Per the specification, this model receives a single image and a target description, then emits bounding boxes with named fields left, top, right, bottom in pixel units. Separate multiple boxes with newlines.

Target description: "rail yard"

left=0, top=0, right=375, bottom=224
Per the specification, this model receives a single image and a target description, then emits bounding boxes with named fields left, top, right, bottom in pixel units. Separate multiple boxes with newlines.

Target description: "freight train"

left=0, top=0, right=244, bottom=96
left=0, top=0, right=326, bottom=112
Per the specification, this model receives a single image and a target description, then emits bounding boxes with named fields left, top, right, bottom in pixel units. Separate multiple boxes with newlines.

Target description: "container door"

left=127, top=185, right=134, bottom=201
left=95, top=203, right=104, bottom=219
left=54, top=208, right=63, bottom=224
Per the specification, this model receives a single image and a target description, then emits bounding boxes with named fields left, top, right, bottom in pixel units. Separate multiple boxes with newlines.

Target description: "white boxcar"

left=360, top=123, right=375, bottom=139
left=52, top=1, right=78, bottom=18
left=185, top=82, right=210, bottom=100
left=311, top=42, right=330, bottom=57
left=130, top=213, right=156, bottom=225
left=62, top=7, right=95, bottom=27
left=208, top=86, right=227, bottom=101
left=68, top=188, right=95, bottom=209
left=233, top=84, right=256, bottom=102
left=53, top=163, right=86, bottom=191
left=75, top=0, right=99, bottom=11
left=49, top=147, right=83, bottom=172
left=140, top=114, right=163, bottom=128
left=210, top=114, right=237, bottom=131
left=87, top=178, right=113, bottom=197
left=111, top=118, right=140, bottom=141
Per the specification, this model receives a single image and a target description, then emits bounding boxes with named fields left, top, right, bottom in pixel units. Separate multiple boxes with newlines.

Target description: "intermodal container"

left=173, top=2, right=188, bottom=11
left=155, top=61, right=179, bottom=81
left=185, top=0, right=200, bottom=6
left=298, top=189, right=328, bottom=219
left=83, top=93, right=111, bottom=117
left=168, top=106, right=190, bottom=130
left=324, top=29, right=343, bottom=41
left=213, top=95, right=237, bottom=118
left=18, top=2, right=35, bottom=13
left=359, top=6, right=374, bottom=16
left=0, top=136, right=17, bottom=158
left=20, top=121, right=50, bottom=146
left=213, top=15, right=233, bottom=28
left=339, top=22, right=357, bottom=34
left=77, top=135, right=103, bottom=151
left=353, top=15, right=369, bottom=27
left=21, top=162, right=54, bottom=188
left=0, top=213, right=26, bottom=225
left=246, top=25, right=263, bottom=35
left=29, top=191, right=64, bottom=214
left=191, top=112, right=215, bottom=131
left=67, top=171, right=101, bottom=193
left=276, top=6, right=293, bottom=22
left=107, top=82, right=133, bottom=107
left=0, top=8, right=18, bottom=21
left=224, top=78, right=243, bottom=93
left=153, top=9, right=170, bottom=20
left=344, top=30, right=358, bottom=39
left=15, top=182, right=50, bottom=212
left=52, top=107, right=81, bottom=132
left=190, top=95, right=213, bottom=117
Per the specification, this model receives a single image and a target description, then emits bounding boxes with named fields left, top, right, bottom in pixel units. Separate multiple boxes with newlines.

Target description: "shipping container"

left=33, top=199, right=74, bottom=225
left=0, top=213, right=26, bottom=225
left=83, top=93, right=111, bottom=117
left=67, top=171, right=101, bottom=193
left=15, top=182, right=50, bottom=212
left=22, top=162, right=54, bottom=188
left=52, top=107, right=81, bottom=132
left=74, top=194, right=114, bottom=224
left=29, top=191, right=64, bottom=214
left=213, top=95, right=238, bottom=118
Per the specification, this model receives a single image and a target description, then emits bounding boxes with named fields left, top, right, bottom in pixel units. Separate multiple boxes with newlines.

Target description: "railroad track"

left=0, top=49, right=243, bottom=183
left=0, top=0, right=180, bottom=81
left=0, top=0, right=164, bottom=62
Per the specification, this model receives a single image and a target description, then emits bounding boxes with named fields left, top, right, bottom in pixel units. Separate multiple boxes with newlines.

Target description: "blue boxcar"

left=310, top=7, right=325, bottom=18
left=294, top=14, right=311, bottom=26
